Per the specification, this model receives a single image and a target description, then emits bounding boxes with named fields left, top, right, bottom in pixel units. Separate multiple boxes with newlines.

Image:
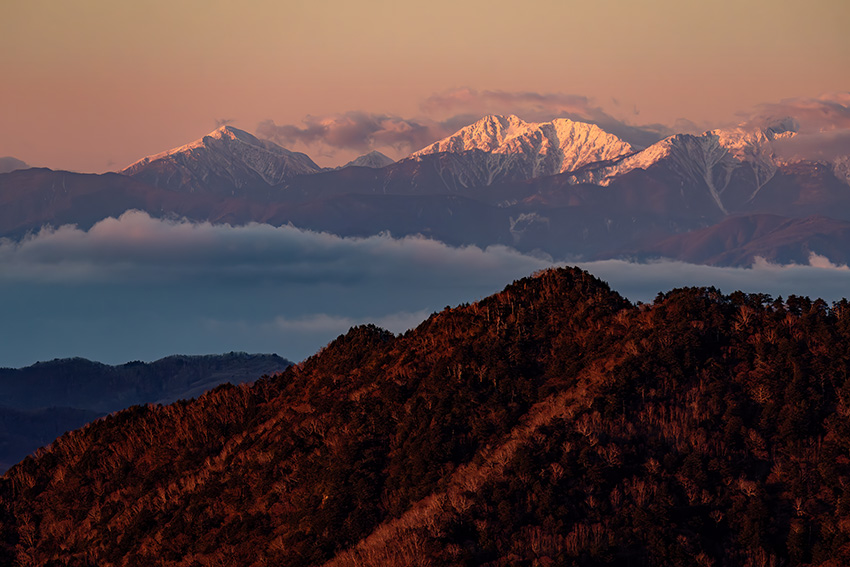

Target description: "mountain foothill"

left=3, top=268, right=850, bottom=565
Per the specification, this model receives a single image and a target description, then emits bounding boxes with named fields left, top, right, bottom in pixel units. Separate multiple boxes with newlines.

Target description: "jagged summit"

left=123, top=126, right=264, bottom=169
left=412, top=114, right=634, bottom=176
left=563, top=120, right=806, bottom=215
left=121, top=125, right=321, bottom=196
left=400, top=114, right=634, bottom=187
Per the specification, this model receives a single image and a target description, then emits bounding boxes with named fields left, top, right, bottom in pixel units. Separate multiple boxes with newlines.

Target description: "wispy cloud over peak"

left=256, top=89, right=676, bottom=163
left=256, top=112, right=443, bottom=158
left=734, top=93, right=850, bottom=164
left=420, top=88, right=672, bottom=149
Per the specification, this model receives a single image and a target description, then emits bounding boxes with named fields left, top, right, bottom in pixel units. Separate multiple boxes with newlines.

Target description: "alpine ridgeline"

left=410, top=114, right=635, bottom=186
left=3, top=268, right=850, bottom=566
left=122, top=125, right=322, bottom=197
left=2, top=113, right=849, bottom=266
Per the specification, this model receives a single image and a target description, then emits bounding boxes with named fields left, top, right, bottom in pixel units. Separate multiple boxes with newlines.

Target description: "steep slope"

left=409, top=114, right=634, bottom=185
left=567, top=120, right=803, bottom=215
left=122, top=126, right=322, bottom=197
left=1, top=118, right=847, bottom=267
left=2, top=268, right=849, bottom=566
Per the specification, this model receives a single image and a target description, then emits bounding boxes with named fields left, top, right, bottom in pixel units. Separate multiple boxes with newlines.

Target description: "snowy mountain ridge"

left=409, top=114, right=635, bottom=184
left=121, top=125, right=321, bottom=194
left=564, top=119, right=804, bottom=214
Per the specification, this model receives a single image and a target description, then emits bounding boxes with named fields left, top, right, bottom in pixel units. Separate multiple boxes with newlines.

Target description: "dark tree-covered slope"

left=2, top=268, right=849, bottom=566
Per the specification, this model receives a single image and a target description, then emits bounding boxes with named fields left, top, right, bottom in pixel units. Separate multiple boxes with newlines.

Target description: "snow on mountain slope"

left=122, top=126, right=321, bottom=195
left=340, top=151, right=395, bottom=169
left=410, top=115, right=634, bottom=184
left=568, top=119, right=803, bottom=214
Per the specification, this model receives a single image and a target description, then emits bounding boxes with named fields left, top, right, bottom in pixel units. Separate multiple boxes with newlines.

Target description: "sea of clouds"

left=2, top=211, right=849, bottom=368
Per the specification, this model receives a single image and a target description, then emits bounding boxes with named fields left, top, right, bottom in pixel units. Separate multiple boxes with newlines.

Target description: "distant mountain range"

left=1, top=115, right=848, bottom=266
left=0, top=352, right=291, bottom=473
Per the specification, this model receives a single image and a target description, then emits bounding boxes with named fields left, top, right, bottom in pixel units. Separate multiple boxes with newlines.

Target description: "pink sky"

left=2, top=0, right=848, bottom=172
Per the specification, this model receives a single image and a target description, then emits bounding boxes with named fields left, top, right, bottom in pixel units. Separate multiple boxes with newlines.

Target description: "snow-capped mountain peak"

left=566, top=120, right=805, bottom=215
left=409, top=114, right=634, bottom=185
left=121, top=126, right=321, bottom=195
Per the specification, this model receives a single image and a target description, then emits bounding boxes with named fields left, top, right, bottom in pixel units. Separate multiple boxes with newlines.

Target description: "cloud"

left=0, top=210, right=552, bottom=285
left=739, top=92, right=850, bottom=163
left=214, top=118, right=235, bottom=128
left=257, top=89, right=674, bottom=160
left=420, top=88, right=672, bottom=148
left=0, top=211, right=554, bottom=366
left=577, top=256, right=850, bottom=304
left=743, top=92, right=850, bottom=134
left=771, top=129, right=850, bottom=163
left=2, top=211, right=849, bottom=368
left=0, top=157, right=29, bottom=174
left=266, top=310, right=432, bottom=335
left=256, top=112, right=447, bottom=156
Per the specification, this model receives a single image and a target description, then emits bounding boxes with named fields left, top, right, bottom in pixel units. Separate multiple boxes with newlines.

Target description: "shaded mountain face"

left=0, top=157, right=28, bottom=174
left=0, top=352, right=292, bottom=413
left=0, top=168, right=189, bottom=239
left=0, top=353, right=291, bottom=474
left=2, top=268, right=850, bottom=566
left=340, top=151, right=395, bottom=169
left=1, top=116, right=848, bottom=266
left=121, top=126, right=322, bottom=197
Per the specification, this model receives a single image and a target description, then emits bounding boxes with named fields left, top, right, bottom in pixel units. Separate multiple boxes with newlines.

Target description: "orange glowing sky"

left=2, top=0, right=848, bottom=172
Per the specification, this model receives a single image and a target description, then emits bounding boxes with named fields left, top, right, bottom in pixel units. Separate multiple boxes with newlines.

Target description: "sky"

left=1, top=1, right=850, bottom=368
left=2, top=0, right=848, bottom=172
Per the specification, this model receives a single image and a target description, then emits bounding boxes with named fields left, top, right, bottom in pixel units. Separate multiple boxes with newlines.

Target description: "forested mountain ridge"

left=2, top=268, right=849, bottom=566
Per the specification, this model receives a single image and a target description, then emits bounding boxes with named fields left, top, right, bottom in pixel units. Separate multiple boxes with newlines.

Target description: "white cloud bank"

left=1, top=211, right=848, bottom=368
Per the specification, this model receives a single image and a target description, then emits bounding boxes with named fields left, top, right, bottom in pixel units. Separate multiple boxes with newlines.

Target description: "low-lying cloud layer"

left=2, top=211, right=849, bottom=368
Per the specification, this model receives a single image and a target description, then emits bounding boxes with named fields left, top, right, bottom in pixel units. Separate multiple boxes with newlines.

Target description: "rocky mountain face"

left=0, top=353, right=291, bottom=473
left=410, top=114, right=635, bottom=185
left=565, top=119, right=801, bottom=215
left=121, top=126, right=322, bottom=197
left=2, top=268, right=849, bottom=565
left=1, top=115, right=847, bottom=266
left=340, top=151, right=395, bottom=169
